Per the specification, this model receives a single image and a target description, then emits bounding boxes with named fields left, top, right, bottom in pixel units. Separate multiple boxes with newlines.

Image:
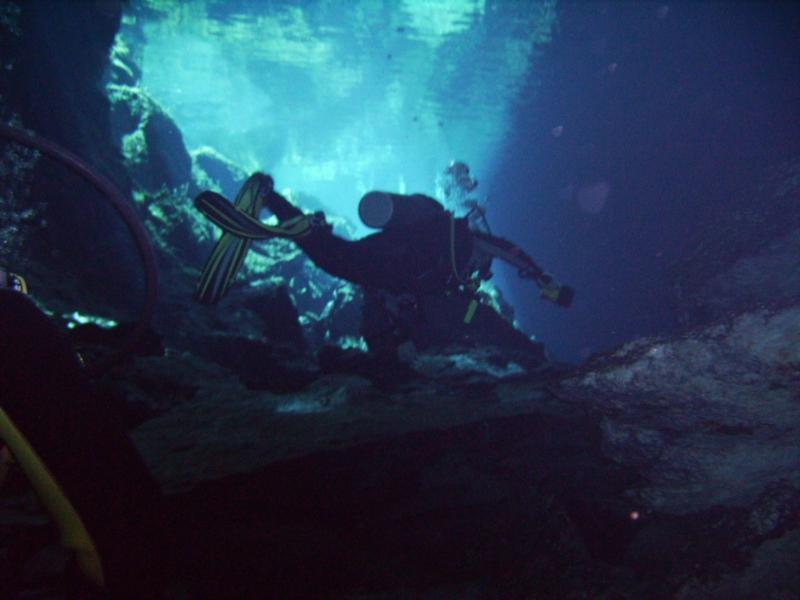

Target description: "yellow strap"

left=450, top=214, right=481, bottom=324
left=463, top=298, right=479, bottom=324
left=9, top=273, right=28, bottom=294
left=449, top=214, right=465, bottom=285
left=0, top=407, right=104, bottom=587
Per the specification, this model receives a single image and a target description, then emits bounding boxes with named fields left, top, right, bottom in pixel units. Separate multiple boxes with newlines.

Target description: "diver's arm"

left=472, top=233, right=574, bottom=308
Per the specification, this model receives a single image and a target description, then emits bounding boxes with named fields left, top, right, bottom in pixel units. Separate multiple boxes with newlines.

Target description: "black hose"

left=0, top=123, right=158, bottom=375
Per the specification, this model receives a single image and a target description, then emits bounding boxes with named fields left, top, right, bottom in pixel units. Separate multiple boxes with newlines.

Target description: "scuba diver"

left=0, top=266, right=166, bottom=597
left=193, top=165, right=573, bottom=360
left=439, top=160, right=479, bottom=202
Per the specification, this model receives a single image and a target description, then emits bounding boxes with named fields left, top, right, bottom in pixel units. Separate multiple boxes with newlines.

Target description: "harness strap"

left=449, top=214, right=481, bottom=324
left=0, top=407, right=104, bottom=587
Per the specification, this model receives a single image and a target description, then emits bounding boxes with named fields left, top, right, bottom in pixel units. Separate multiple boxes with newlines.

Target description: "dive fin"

left=194, top=174, right=316, bottom=304
left=195, top=191, right=276, bottom=240
left=195, top=191, right=312, bottom=239
left=194, top=173, right=270, bottom=304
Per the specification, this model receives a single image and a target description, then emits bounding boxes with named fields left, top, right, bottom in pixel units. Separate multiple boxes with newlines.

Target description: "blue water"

left=130, top=0, right=556, bottom=229
left=123, top=0, right=800, bottom=363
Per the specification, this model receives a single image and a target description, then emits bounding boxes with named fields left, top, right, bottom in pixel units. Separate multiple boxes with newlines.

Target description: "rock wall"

left=0, top=0, right=142, bottom=316
left=670, top=157, right=800, bottom=327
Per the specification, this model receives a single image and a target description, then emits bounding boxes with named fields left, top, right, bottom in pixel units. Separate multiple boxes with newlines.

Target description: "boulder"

left=670, top=157, right=800, bottom=327
left=190, top=146, right=247, bottom=200
left=561, top=305, right=800, bottom=515
left=107, top=84, right=192, bottom=194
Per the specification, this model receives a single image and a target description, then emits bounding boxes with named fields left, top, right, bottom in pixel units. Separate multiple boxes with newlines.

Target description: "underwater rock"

left=108, top=351, right=248, bottom=421
left=675, top=527, right=800, bottom=599
left=5, top=0, right=124, bottom=177
left=107, top=35, right=141, bottom=87
left=561, top=305, right=800, bottom=515
left=118, top=296, right=799, bottom=597
left=242, top=283, right=306, bottom=349
left=307, top=282, right=363, bottom=348
left=0, top=0, right=145, bottom=315
left=135, top=184, right=217, bottom=268
left=190, top=146, right=247, bottom=201
left=411, top=344, right=533, bottom=383
left=190, top=333, right=317, bottom=393
left=107, top=84, right=192, bottom=194
left=131, top=366, right=576, bottom=494
left=671, top=157, right=800, bottom=327
left=69, top=321, right=164, bottom=358
left=411, top=292, right=545, bottom=360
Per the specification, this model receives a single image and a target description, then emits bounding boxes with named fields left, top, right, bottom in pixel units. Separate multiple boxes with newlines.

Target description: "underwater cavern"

left=1, top=0, right=800, bottom=598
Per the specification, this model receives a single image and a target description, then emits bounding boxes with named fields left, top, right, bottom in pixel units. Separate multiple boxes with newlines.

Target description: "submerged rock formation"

left=670, top=157, right=800, bottom=328
left=562, top=306, right=800, bottom=515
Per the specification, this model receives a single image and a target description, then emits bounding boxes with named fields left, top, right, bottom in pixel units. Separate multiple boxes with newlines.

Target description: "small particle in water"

left=438, top=120, right=444, bottom=127
left=657, top=5, right=670, bottom=19
left=551, top=125, right=564, bottom=137
left=387, top=53, right=392, bottom=60
left=396, top=26, right=406, bottom=33
left=630, top=511, right=640, bottom=521
left=576, top=180, right=611, bottom=213
left=607, top=62, right=618, bottom=74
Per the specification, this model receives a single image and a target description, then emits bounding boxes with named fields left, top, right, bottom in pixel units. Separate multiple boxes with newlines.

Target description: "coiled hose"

left=0, top=123, right=158, bottom=375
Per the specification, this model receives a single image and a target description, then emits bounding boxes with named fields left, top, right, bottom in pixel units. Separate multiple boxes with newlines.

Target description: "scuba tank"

left=358, top=192, right=445, bottom=229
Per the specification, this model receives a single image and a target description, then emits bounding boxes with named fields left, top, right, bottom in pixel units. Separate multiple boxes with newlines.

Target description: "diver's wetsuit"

left=263, top=190, right=476, bottom=296
left=261, top=189, right=547, bottom=360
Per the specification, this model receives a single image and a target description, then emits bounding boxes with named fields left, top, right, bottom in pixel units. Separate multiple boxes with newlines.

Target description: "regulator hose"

left=0, top=123, right=158, bottom=375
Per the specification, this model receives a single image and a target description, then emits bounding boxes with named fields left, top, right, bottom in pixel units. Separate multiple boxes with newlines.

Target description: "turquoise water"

left=125, top=0, right=555, bottom=228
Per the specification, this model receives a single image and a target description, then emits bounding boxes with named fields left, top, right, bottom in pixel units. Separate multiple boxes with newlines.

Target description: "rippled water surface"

left=125, top=0, right=555, bottom=222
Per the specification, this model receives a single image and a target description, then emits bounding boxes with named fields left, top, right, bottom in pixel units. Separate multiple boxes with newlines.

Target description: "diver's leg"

left=260, top=184, right=412, bottom=290
left=262, top=190, right=304, bottom=222
left=360, top=289, right=401, bottom=358
left=296, top=229, right=412, bottom=292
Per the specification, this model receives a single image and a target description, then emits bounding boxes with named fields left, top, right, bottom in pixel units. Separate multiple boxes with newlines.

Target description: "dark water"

left=490, top=0, right=800, bottom=361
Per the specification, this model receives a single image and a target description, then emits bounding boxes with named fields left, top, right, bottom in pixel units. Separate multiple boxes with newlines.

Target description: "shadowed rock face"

left=115, top=299, right=800, bottom=598
left=670, top=157, right=800, bottom=328
left=562, top=306, right=800, bottom=515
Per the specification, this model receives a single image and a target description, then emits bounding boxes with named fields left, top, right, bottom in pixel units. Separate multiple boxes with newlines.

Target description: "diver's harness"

left=447, top=208, right=575, bottom=324
left=448, top=212, right=484, bottom=324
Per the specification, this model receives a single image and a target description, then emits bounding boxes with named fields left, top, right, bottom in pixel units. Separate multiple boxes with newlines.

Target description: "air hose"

left=0, top=123, right=158, bottom=376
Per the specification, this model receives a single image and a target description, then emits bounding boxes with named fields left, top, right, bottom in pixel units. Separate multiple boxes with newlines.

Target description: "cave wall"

left=1, top=0, right=142, bottom=315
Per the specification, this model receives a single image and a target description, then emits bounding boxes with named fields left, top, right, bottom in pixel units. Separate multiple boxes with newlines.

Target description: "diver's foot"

left=251, top=172, right=274, bottom=193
